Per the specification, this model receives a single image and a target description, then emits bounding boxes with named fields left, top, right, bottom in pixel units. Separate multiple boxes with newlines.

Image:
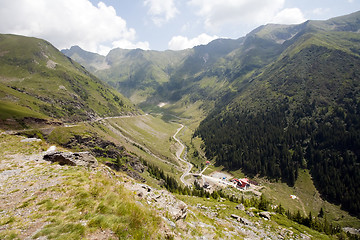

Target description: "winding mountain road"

left=173, top=124, right=193, bottom=186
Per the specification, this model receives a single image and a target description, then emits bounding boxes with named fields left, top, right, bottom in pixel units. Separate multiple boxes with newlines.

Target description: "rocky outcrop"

left=59, top=132, right=146, bottom=181
left=230, top=214, right=253, bottom=226
left=125, top=182, right=187, bottom=222
left=246, top=210, right=255, bottom=217
left=259, top=211, right=271, bottom=220
left=64, top=134, right=124, bottom=159
left=239, top=217, right=252, bottom=226
left=105, top=158, right=146, bottom=182
left=43, top=151, right=98, bottom=168
left=236, top=203, right=245, bottom=211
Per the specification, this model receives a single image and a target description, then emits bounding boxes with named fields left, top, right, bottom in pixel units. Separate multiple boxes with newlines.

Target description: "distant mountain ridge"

left=61, top=45, right=110, bottom=72
left=62, top=11, right=360, bottom=108
left=62, top=38, right=246, bottom=105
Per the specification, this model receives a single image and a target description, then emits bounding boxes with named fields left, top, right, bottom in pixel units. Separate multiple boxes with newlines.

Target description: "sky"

left=0, top=0, right=359, bottom=55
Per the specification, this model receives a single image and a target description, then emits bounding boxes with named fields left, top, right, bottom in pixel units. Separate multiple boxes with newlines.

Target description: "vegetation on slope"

left=0, top=34, right=136, bottom=128
left=0, top=133, right=162, bottom=240
left=63, top=46, right=192, bottom=104
left=195, top=14, right=360, bottom=218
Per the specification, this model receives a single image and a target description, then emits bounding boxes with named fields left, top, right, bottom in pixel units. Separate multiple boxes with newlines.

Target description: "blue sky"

left=1, top=0, right=359, bottom=55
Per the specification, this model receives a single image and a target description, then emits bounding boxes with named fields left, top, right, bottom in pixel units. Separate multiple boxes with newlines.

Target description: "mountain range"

left=62, top=11, right=360, bottom=217
left=0, top=10, right=359, bottom=236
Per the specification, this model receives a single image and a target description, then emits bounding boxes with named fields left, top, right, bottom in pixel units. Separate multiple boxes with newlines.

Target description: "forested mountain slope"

left=0, top=34, right=135, bottom=128
left=195, top=12, right=360, bottom=217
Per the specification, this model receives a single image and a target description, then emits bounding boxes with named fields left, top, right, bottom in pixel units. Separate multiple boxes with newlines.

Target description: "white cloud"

left=188, top=0, right=285, bottom=31
left=112, top=40, right=150, bottom=51
left=188, top=0, right=307, bottom=31
left=271, top=8, right=306, bottom=24
left=168, top=33, right=219, bottom=50
left=98, top=40, right=150, bottom=56
left=312, top=8, right=330, bottom=16
left=144, top=0, right=179, bottom=26
left=0, top=0, right=148, bottom=54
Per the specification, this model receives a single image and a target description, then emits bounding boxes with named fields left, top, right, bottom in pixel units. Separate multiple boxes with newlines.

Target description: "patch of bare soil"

left=0, top=153, right=67, bottom=239
left=210, top=171, right=233, bottom=180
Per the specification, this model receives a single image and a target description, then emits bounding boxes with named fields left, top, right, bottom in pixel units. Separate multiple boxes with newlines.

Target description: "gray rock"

left=43, top=151, right=98, bottom=168
left=20, top=138, right=42, bottom=143
left=162, top=217, right=176, bottom=228
left=169, top=202, right=187, bottom=221
left=142, top=185, right=152, bottom=192
left=238, top=217, right=252, bottom=226
left=231, top=214, right=240, bottom=220
left=259, top=211, right=271, bottom=220
left=343, top=227, right=360, bottom=235
left=126, top=182, right=187, bottom=222
left=300, top=233, right=311, bottom=240
left=236, top=203, right=245, bottom=211
left=246, top=210, right=255, bottom=217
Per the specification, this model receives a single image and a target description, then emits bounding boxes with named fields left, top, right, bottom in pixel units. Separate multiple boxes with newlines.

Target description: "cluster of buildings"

left=231, top=178, right=250, bottom=189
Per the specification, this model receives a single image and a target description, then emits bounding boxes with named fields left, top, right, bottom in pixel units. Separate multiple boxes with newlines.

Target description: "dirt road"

left=173, top=124, right=193, bottom=186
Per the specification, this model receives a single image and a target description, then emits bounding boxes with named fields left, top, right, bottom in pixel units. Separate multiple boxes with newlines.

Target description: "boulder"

left=169, top=202, right=187, bottom=221
left=246, top=211, right=255, bottom=217
left=236, top=203, right=245, bottom=211
left=239, top=217, right=252, bottom=226
left=162, top=217, right=176, bottom=228
left=231, top=214, right=240, bottom=220
left=43, top=151, right=98, bottom=168
left=259, top=211, right=271, bottom=220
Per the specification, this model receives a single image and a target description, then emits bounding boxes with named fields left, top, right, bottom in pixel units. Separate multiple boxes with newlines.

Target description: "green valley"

left=1, top=10, right=360, bottom=240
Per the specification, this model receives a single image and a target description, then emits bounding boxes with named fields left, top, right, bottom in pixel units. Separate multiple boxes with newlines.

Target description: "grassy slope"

left=0, top=134, right=161, bottom=240
left=176, top=194, right=333, bottom=240
left=95, top=48, right=192, bottom=104
left=1, top=132, right=335, bottom=240
left=103, top=115, right=184, bottom=181
left=0, top=34, right=136, bottom=125
left=107, top=115, right=179, bottom=162
left=261, top=170, right=360, bottom=228
left=44, top=114, right=184, bottom=182
left=0, top=101, right=46, bottom=120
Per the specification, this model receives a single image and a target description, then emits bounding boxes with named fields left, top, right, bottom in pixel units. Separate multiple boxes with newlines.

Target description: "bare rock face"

left=43, top=151, right=98, bottom=168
